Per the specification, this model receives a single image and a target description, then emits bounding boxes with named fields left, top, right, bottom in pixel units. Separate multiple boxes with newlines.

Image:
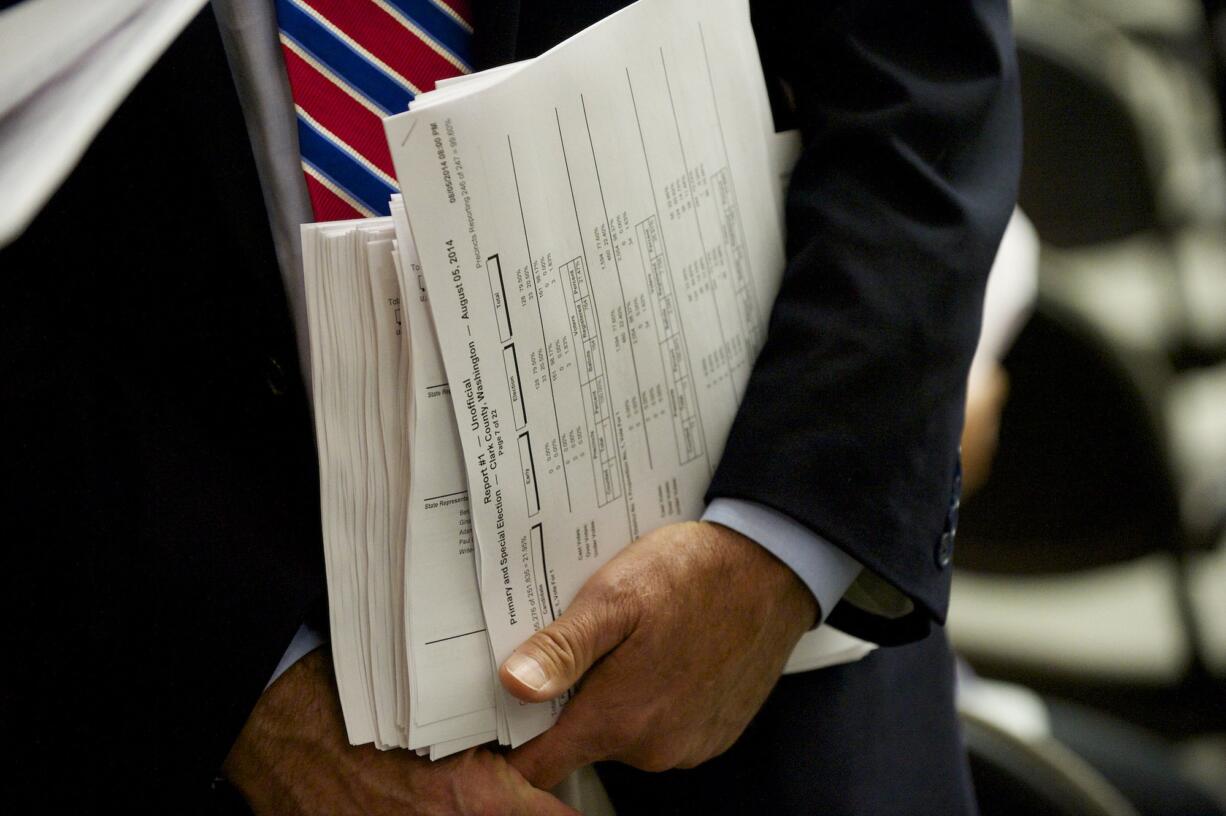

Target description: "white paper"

left=304, top=218, right=413, bottom=749
left=387, top=0, right=788, bottom=745
left=304, top=221, right=375, bottom=745
left=390, top=197, right=500, bottom=749
left=364, top=235, right=412, bottom=749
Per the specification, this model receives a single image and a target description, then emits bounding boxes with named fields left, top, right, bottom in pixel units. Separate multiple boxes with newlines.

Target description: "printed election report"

left=387, top=0, right=785, bottom=745
left=391, top=199, right=498, bottom=754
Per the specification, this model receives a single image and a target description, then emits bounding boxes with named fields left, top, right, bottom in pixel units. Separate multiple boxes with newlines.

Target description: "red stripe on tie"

left=282, top=44, right=397, bottom=179
left=305, top=171, right=367, bottom=222
left=435, top=0, right=473, bottom=28
left=301, top=0, right=464, bottom=92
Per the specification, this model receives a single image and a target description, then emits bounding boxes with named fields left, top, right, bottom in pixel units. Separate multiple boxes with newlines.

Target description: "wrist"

left=701, top=520, right=819, bottom=631
left=223, top=648, right=350, bottom=815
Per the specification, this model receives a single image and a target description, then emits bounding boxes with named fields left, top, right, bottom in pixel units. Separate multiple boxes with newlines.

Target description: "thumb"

left=499, top=582, right=637, bottom=702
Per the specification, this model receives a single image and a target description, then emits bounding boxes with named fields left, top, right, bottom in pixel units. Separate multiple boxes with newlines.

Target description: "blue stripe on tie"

left=297, top=117, right=396, bottom=215
left=277, top=0, right=414, bottom=116
left=384, top=0, right=473, bottom=67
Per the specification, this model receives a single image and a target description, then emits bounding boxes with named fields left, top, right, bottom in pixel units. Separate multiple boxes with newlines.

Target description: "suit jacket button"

left=936, top=531, right=954, bottom=569
left=264, top=355, right=287, bottom=397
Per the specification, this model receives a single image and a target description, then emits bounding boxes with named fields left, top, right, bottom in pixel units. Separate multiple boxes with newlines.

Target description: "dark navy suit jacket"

left=506, top=0, right=1019, bottom=643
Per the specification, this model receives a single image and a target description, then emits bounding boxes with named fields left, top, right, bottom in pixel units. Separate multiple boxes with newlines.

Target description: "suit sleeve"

left=707, top=0, right=1022, bottom=644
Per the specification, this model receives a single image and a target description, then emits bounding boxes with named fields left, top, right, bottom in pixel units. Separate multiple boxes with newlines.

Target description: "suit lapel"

left=472, top=0, right=521, bottom=71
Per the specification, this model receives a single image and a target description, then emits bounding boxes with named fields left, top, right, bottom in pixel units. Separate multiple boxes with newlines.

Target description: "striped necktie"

left=275, top=0, right=474, bottom=221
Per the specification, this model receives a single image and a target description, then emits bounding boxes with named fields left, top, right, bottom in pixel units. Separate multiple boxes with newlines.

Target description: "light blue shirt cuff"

left=266, top=622, right=327, bottom=689
left=702, top=498, right=862, bottom=625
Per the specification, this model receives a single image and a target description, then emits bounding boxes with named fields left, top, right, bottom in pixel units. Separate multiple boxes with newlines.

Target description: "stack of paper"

left=304, top=212, right=500, bottom=758
left=304, top=0, right=875, bottom=757
left=303, top=220, right=409, bottom=750
left=390, top=195, right=501, bottom=756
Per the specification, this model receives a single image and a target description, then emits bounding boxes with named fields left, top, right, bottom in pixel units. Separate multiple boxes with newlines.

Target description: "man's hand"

left=223, top=647, right=577, bottom=816
left=500, top=520, right=817, bottom=789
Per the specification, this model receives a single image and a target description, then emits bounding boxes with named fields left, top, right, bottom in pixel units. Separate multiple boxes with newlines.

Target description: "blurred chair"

left=950, top=298, right=1206, bottom=687
left=1013, top=0, right=1226, bottom=360
left=958, top=655, right=1226, bottom=816
left=1046, top=699, right=1226, bottom=816
left=943, top=3, right=1226, bottom=810
left=1010, top=0, right=1226, bottom=571
left=956, top=300, right=1184, bottom=573
left=952, top=4, right=1226, bottom=692
left=963, top=709, right=1140, bottom=816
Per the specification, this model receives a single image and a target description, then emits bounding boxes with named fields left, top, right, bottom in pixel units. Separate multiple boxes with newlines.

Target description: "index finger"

left=512, top=784, right=585, bottom=816
left=507, top=701, right=606, bottom=791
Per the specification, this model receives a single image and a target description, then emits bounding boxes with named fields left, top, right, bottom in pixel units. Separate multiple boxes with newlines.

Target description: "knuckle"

left=438, top=768, right=468, bottom=813
left=593, top=717, right=633, bottom=755
left=600, top=564, right=656, bottom=624
left=591, top=571, right=638, bottom=618
left=713, top=730, right=742, bottom=759
left=450, top=755, right=514, bottom=816
left=637, top=754, right=674, bottom=773
left=610, top=716, right=642, bottom=747
left=634, top=742, right=686, bottom=773
left=585, top=704, right=643, bottom=758
left=532, top=625, right=584, bottom=675
left=623, top=708, right=656, bottom=739
left=675, top=730, right=738, bottom=770
left=473, top=800, right=502, bottom=816
left=590, top=705, right=652, bottom=754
